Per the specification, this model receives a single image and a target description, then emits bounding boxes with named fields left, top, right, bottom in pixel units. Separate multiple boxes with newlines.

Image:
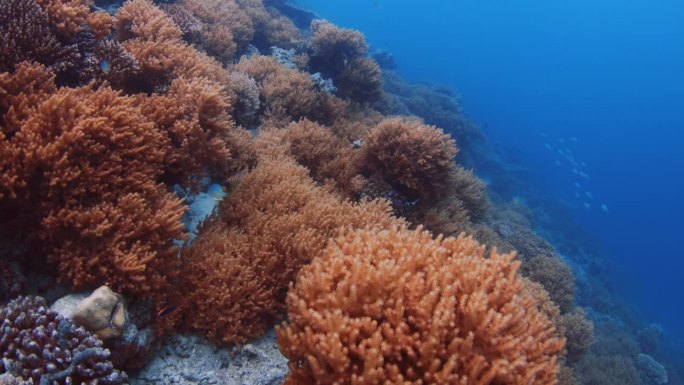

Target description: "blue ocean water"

left=296, top=0, right=684, bottom=350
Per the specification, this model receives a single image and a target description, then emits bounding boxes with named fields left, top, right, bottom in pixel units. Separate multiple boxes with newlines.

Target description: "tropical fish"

left=585, top=191, right=593, bottom=199
left=544, top=143, right=552, bottom=150
left=207, top=183, right=226, bottom=201
left=574, top=182, right=581, bottom=189
left=583, top=202, right=591, bottom=209
left=100, top=59, right=111, bottom=74
left=571, top=136, right=578, bottom=142
left=554, top=160, right=561, bottom=166
left=601, top=204, right=609, bottom=213
left=572, top=168, right=578, bottom=174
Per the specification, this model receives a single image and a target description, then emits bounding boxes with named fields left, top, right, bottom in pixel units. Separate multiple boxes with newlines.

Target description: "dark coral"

left=309, top=19, right=383, bottom=102
left=0, top=296, right=127, bottom=385
left=0, top=0, right=80, bottom=76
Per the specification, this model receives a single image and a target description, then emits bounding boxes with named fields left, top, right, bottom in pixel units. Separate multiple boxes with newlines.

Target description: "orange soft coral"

left=0, top=68, right=186, bottom=299
left=86, top=11, right=114, bottom=40
left=277, top=226, right=565, bottom=385
left=116, top=0, right=229, bottom=91
left=309, top=19, right=382, bottom=102
left=256, top=119, right=362, bottom=195
left=136, top=76, right=249, bottom=184
left=362, top=117, right=457, bottom=198
left=34, top=0, right=91, bottom=37
left=179, top=157, right=398, bottom=346
left=232, top=55, right=322, bottom=122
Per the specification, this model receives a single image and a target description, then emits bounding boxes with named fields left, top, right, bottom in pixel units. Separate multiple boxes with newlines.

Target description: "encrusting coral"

left=277, top=226, right=565, bottom=385
left=0, top=296, right=127, bottom=384
left=179, top=157, right=399, bottom=346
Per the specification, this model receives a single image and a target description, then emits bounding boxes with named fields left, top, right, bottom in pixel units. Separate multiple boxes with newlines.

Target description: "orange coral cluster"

left=277, top=226, right=565, bottom=385
left=179, top=157, right=399, bottom=345
left=0, top=63, right=185, bottom=299
left=0, top=2, right=581, bottom=381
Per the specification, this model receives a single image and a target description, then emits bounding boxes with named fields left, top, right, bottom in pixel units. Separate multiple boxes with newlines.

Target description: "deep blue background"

left=296, top=0, right=684, bottom=343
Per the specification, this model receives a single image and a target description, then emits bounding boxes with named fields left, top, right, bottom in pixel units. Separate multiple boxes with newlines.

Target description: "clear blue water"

left=296, top=0, right=684, bottom=346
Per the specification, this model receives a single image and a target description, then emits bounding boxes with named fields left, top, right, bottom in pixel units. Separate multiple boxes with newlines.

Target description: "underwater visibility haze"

left=1, top=0, right=683, bottom=384
left=300, top=0, right=684, bottom=344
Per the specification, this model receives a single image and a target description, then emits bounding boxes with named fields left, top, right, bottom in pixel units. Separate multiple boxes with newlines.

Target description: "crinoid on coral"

left=277, top=226, right=565, bottom=385
left=0, top=296, right=127, bottom=385
left=179, top=157, right=399, bottom=346
left=309, top=19, right=383, bottom=102
left=0, top=68, right=186, bottom=299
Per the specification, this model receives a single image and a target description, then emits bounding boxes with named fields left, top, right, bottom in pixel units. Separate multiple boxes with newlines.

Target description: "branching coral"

left=115, top=0, right=229, bottom=92
left=236, top=0, right=302, bottom=49
left=561, top=308, right=594, bottom=364
left=0, top=73, right=186, bottom=298
left=86, top=11, right=114, bottom=40
left=179, top=157, right=398, bottom=346
left=257, top=119, right=362, bottom=195
left=362, top=117, right=457, bottom=198
left=521, top=254, right=576, bottom=313
left=0, top=0, right=80, bottom=75
left=309, top=19, right=382, bottom=102
left=277, top=226, right=565, bottom=385
left=0, top=296, right=127, bottom=384
left=232, top=55, right=322, bottom=122
left=34, top=0, right=91, bottom=38
left=137, top=76, right=248, bottom=184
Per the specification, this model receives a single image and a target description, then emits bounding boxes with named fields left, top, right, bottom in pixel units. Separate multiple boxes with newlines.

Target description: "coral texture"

left=561, top=308, right=594, bottom=364
left=0, top=67, right=186, bottom=299
left=521, top=254, right=576, bottom=313
left=277, top=226, right=565, bottom=385
left=0, top=0, right=80, bottom=75
left=362, top=117, right=457, bottom=198
left=309, top=19, right=382, bottom=102
left=0, top=296, right=127, bottom=384
left=179, top=157, right=398, bottom=346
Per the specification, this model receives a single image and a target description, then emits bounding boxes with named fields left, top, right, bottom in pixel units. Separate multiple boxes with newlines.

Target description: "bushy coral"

left=0, top=0, right=80, bottom=75
left=362, top=117, right=457, bottom=198
left=0, top=296, right=127, bottom=384
left=179, top=157, right=398, bottom=346
left=0, top=66, right=186, bottom=298
left=259, top=119, right=362, bottom=194
left=521, top=254, right=576, bottom=313
left=277, top=226, right=565, bottom=385
left=137, top=76, right=248, bottom=184
left=232, top=54, right=322, bottom=122
left=309, top=19, right=383, bottom=102
left=561, top=308, right=594, bottom=364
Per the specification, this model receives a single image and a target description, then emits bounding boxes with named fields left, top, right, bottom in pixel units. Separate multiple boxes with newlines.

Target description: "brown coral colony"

left=0, top=0, right=586, bottom=384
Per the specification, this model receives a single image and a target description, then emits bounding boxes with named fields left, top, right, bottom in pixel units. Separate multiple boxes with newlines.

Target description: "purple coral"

left=0, top=296, right=127, bottom=385
left=0, top=0, right=80, bottom=74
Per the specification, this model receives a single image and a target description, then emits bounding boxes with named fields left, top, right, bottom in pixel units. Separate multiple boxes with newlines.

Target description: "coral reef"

left=362, top=117, right=457, bottom=198
left=309, top=19, right=382, bottom=102
left=179, top=157, right=399, bottom=346
left=521, top=254, right=577, bottom=313
left=561, top=308, right=594, bottom=364
left=0, top=0, right=80, bottom=76
left=277, top=226, right=565, bottom=385
left=0, top=296, right=127, bottom=384
left=0, top=65, right=186, bottom=299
